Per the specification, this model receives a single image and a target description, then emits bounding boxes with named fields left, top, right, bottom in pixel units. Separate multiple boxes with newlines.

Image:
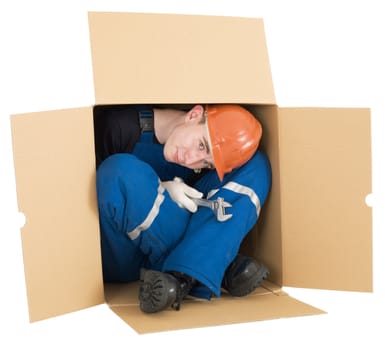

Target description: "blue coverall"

left=95, top=108, right=272, bottom=299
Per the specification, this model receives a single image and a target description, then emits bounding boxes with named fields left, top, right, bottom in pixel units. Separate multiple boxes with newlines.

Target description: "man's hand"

left=161, top=177, right=203, bottom=213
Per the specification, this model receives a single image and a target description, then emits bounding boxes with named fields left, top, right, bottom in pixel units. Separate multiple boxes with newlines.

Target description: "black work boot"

left=139, top=269, right=196, bottom=313
left=222, top=255, right=269, bottom=297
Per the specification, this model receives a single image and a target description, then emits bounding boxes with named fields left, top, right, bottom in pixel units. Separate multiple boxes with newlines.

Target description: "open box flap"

left=278, top=107, right=372, bottom=292
left=88, top=12, right=275, bottom=105
left=104, top=281, right=324, bottom=334
left=11, top=107, right=104, bottom=322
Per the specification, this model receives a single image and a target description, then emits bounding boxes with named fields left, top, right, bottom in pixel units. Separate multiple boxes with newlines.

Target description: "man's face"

left=163, top=108, right=215, bottom=170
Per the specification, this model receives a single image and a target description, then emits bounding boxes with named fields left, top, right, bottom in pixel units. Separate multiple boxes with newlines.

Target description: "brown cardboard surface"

left=11, top=108, right=105, bottom=322
left=9, top=11, right=373, bottom=332
left=104, top=281, right=324, bottom=334
left=88, top=12, right=275, bottom=105
left=278, top=108, right=372, bottom=291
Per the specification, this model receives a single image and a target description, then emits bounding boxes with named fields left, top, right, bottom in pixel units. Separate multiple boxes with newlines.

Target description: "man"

left=94, top=104, right=272, bottom=313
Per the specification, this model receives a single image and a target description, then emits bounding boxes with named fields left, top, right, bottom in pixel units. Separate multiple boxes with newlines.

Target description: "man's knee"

left=97, top=153, right=143, bottom=178
left=224, top=150, right=272, bottom=206
left=96, top=154, right=150, bottom=204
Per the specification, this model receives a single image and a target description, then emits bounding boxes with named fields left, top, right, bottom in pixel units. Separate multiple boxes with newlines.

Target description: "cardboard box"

left=10, top=12, right=372, bottom=334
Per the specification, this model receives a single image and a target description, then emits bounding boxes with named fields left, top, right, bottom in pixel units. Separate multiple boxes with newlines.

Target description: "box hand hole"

left=17, top=212, right=26, bottom=228
left=365, top=193, right=374, bottom=208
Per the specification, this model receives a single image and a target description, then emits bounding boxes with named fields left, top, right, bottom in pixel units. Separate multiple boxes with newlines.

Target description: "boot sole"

left=139, top=270, right=177, bottom=313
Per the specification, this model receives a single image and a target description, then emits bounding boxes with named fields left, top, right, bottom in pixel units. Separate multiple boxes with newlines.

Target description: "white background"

left=1, top=0, right=384, bottom=349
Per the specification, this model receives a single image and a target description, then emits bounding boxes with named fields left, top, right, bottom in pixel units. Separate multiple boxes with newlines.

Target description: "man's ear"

left=186, top=105, right=204, bottom=122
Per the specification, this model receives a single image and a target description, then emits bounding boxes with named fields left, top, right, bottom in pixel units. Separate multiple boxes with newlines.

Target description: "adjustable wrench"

left=192, top=197, right=232, bottom=222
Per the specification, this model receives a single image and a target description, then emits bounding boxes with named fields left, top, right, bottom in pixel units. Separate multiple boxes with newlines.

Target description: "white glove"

left=162, top=177, right=203, bottom=213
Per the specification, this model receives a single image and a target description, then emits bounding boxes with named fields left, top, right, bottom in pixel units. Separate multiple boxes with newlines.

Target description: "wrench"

left=192, top=197, right=233, bottom=222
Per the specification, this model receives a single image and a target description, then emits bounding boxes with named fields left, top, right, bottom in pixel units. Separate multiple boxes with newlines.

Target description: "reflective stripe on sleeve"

left=207, top=181, right=261, bottom=216
left=127, top=183, right=165, bottom=240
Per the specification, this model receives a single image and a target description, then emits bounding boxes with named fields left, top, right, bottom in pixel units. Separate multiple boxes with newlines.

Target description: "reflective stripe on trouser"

left=96, top=153, right=190, bottom=282
left=162, top=150, right=272, bottom=298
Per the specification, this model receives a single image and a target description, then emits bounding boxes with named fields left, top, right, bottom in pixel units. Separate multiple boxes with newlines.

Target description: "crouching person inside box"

left=94, top=104, right=272, bottom=313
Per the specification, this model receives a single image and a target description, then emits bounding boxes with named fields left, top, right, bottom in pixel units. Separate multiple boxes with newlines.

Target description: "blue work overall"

left=96, top=126, right=271, bottom=299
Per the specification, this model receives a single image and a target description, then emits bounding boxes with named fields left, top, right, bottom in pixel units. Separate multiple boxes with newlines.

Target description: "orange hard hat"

left=205, top=104, right=262, bottom=181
